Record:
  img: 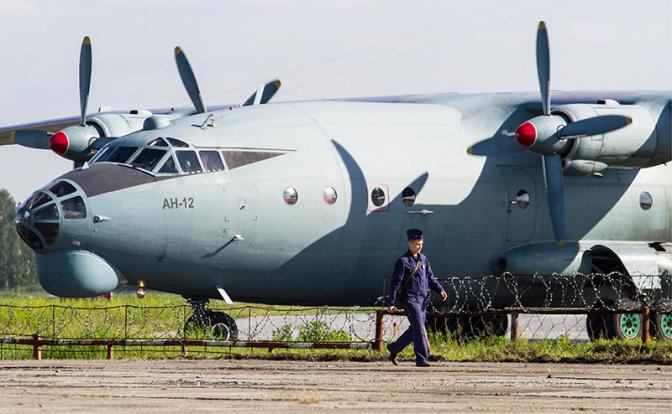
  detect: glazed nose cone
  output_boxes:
[15,181,89,252]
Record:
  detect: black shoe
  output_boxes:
[416,361,431,367]
[386,345,398,366]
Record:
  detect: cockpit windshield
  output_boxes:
[130,148,167,171]
[106,146,139,163]
[88,136,263,177]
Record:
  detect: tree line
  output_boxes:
[0,189,38,290]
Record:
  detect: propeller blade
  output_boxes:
[242,79,282,106]
[467,136,522,156]
[79,36,92,126]
[13,130,52,149]
[536,21,551,116]
[174,46,207,113]
[559,115,632,139]
[542,154,565,244]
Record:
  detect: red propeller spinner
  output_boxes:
[48,131,69,155]
[514,121,537,148]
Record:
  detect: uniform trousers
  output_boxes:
[388,295,430,365]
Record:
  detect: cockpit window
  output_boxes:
[157,155,178,174]
[47,181,76,198]
[24,192,51,210]
[199,151,225,172]
[131,148,167,171]
[34,223,59,244]
[148,137,169,147]
[90,146,111,163]
[33,203,59,220]
[176,151,202,173]
[17,225,43,250]
[106,146,139,164]
[166,137,189,148]
[61,196,87,219]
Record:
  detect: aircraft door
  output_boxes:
[223,183,259,271]
[503,168,538,242]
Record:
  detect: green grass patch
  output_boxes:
[1,336,670,363]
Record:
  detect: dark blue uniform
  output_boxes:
[387,250,444,365]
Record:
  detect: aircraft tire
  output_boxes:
[593,299,642,340]
[651,299,672,341]
[206,312,239,341]
[184,311,239,341]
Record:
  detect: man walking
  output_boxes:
[387,229,447,367]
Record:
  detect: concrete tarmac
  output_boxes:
[0,360,669,413]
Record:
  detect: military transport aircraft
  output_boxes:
[3,22,671,341]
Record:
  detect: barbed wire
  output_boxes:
[0,273,669,350]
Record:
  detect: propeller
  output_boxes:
[12,130,51,149]
[242,79,282,106]
[48,36,101,161]
[173,46,282,112]
[468,21,633,245]
[79,36,92,126]
[174,46,207,114]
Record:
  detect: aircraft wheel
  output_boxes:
[589,299,641,340]
[610,312,642,340]
[651,299,672,341]
[184,311,238,341]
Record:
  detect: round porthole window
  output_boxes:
[283,187,298,205]
[640,191,652,210]
[371,187,386,207]
[401,187,416,206]
[514,190,530,209]
[323,187,337,205]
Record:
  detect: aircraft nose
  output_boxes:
[15,180,89,252]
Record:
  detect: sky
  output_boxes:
[0,0,670,202]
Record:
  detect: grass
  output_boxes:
[0,292,670,363]
[2,337,670,364]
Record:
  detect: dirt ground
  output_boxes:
[0,359,669,413]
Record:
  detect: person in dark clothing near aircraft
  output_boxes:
[387,229,448,367]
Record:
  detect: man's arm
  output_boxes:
[426,260,448,301]
[387,259,405,308]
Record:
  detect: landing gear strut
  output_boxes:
[183,297,239,341]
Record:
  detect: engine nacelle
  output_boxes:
[49,125,100,162]
[87,111,154,137]
[49,111,156,163]
[555,103,668,170]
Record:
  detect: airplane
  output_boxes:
[3,22,671,342]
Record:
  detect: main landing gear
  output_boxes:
[586,298,672,341]
[183,297,239,341]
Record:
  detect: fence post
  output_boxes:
[642,306,650,343]
[32,334,41,361]
[107,343,114,360]
[375,310,384,352]
[510,313,520,341]
[181,343,188,358]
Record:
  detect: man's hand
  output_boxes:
[440,291,448,301]
[387,305,396,313]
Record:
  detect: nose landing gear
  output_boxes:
[184,297,239,341]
